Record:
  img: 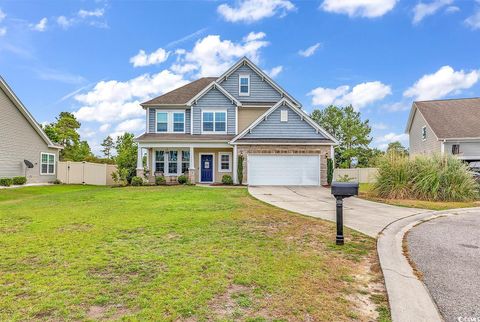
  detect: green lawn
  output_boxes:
[0,185,389,321]
[359,183,480,211]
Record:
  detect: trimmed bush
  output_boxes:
[12,176,27,185]
[177,175,188,185]
[131,176,144,186]
[222,175,233,185]
[0,178,13,187]
[237,154,244,185]
[155,176,166,185]
[374,152,479,202]
[53,179,62,185]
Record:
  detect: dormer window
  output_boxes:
[239,74,250,96]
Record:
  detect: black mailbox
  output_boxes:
[331,182,359,245]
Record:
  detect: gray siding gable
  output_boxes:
[242,105,326,139]
[219,64,282,103]
[192,87,236,135]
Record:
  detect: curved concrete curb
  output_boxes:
[377,207,480,322]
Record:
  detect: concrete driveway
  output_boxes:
[248,186,424,237]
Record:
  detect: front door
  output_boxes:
[201,154,213,182]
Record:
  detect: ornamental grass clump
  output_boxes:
[373,152,478,202]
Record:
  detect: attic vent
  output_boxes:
[281,110,288,122]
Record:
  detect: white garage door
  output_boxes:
[248,155,320,186]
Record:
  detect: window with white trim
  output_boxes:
[421,126,427,141]
[157,112,168,132]
[181,151,190,174]
[155,151,165,173]
[156,110,185,133]
[41,153,55,175]
[168,151,178,174]
[202,111,227,133]
[239,75,250,96]
[218,152,231,172]
[173,112,185,132]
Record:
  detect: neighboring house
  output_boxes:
[135,57,338,186]
[0,76,62,183]
[406,98,480,162]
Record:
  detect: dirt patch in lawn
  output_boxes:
[86,304,133,320]
[208,284,259,320]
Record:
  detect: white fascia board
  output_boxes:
[138,142,231,148]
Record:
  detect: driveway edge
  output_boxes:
[377,207,480,322]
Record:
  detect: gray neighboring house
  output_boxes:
[406,98,480,162]
[135,57,338,186]
[0,76,62,183]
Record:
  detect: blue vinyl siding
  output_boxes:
[219,65,282,103]
[242,106,326,139]
[192,87,236,135]
[148,108,190,133]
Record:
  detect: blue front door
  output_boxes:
[201,155,213,182]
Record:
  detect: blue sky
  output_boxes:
[1,0,480,153]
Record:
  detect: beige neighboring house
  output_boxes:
[0,76,62,183]
[406,98,480,162]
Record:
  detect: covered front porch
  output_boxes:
[136,142,236,184]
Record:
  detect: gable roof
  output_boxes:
[187,81,242,106]
[141,77,216,106]
[216,57,302,108]
[0,76,62,149]
[405,98,480,139]
[230,98,338,144]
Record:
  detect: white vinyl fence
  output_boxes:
[57,161,117,185]
[333,168,379,183]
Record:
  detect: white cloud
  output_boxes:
[267,66,283,78]
[115,118,144,132]
[174,32,269,77]
[374,132,409,150]
[321,0,397,18]
[382,101,411,112]
[99,124,111,132]
[403,65,480,100]
[0,9,6,22]
[78,9,104,18]
[73,70,187,123]
[130,48,170,67]
[308,81,392,109]
[412,0,453,24]
[298,43,321,57]
[57,16,73,29]
[31,17,48,32]
[465,10,480,30]
[445,6,460,13]
[0,27,6,37]
[218,0,295,23]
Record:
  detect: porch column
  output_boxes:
[233,145,238,184]
[136,146,144,178]
[188,146,195,183]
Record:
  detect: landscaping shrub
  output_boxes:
[131,176,144,186]
[327,158,334,185]
[237,154,244,185]
[0,178,13,187]
[177,175,188,184]
[374,152,479,202]
[155,176,166,185]
[222,175,233,185]
[12,176,27,185]
[53,179,62,185]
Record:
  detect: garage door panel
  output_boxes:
[248,155,320,186]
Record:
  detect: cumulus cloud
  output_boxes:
[130,48,170,67]
[412,0,453,24]
[115,118,145,133]
[218,0,295,23]
[267,66,283,78]
[321,0,397,18]
[298,43,321,57]
[308,81,392,109]
[374,132,409,150]
[403,65,480,100]
[73,70,187,123]
[57,8,106,29]
[31,17,48,32]
[173,32,269,77]
[465,9,480,30]
[99,124,111,132]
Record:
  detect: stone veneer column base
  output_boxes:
[188,169,196,184]
[136,168,144,178]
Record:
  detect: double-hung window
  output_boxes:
[181,151,190,174]
[156,111,185,133]
[202,111,227,133]
[239,75,250,96]
[40,153,55,175]
[218,152,231,172]
[173,112,184,132]
[157,112,168,132]
[155,151,165,173]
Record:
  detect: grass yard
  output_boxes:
[359,183,480,211]
[0,185,389,321]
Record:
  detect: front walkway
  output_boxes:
[248,186,423,237]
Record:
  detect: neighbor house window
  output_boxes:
[239,75,250,96]
[218,152,231,172]
[181,151,190,174]
[168,151,178,174]
[452,144,460,155]
[173,112,185,132]
[40,153,55,175]
[155,151,165,173]
[280,110,288,122]
[202,111,227,133]
[157,112,168,132]
[421,126,427,141]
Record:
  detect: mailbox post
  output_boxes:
[331,182,359,245]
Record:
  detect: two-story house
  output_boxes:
[406,98,480,162]
[135,57,338,185]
